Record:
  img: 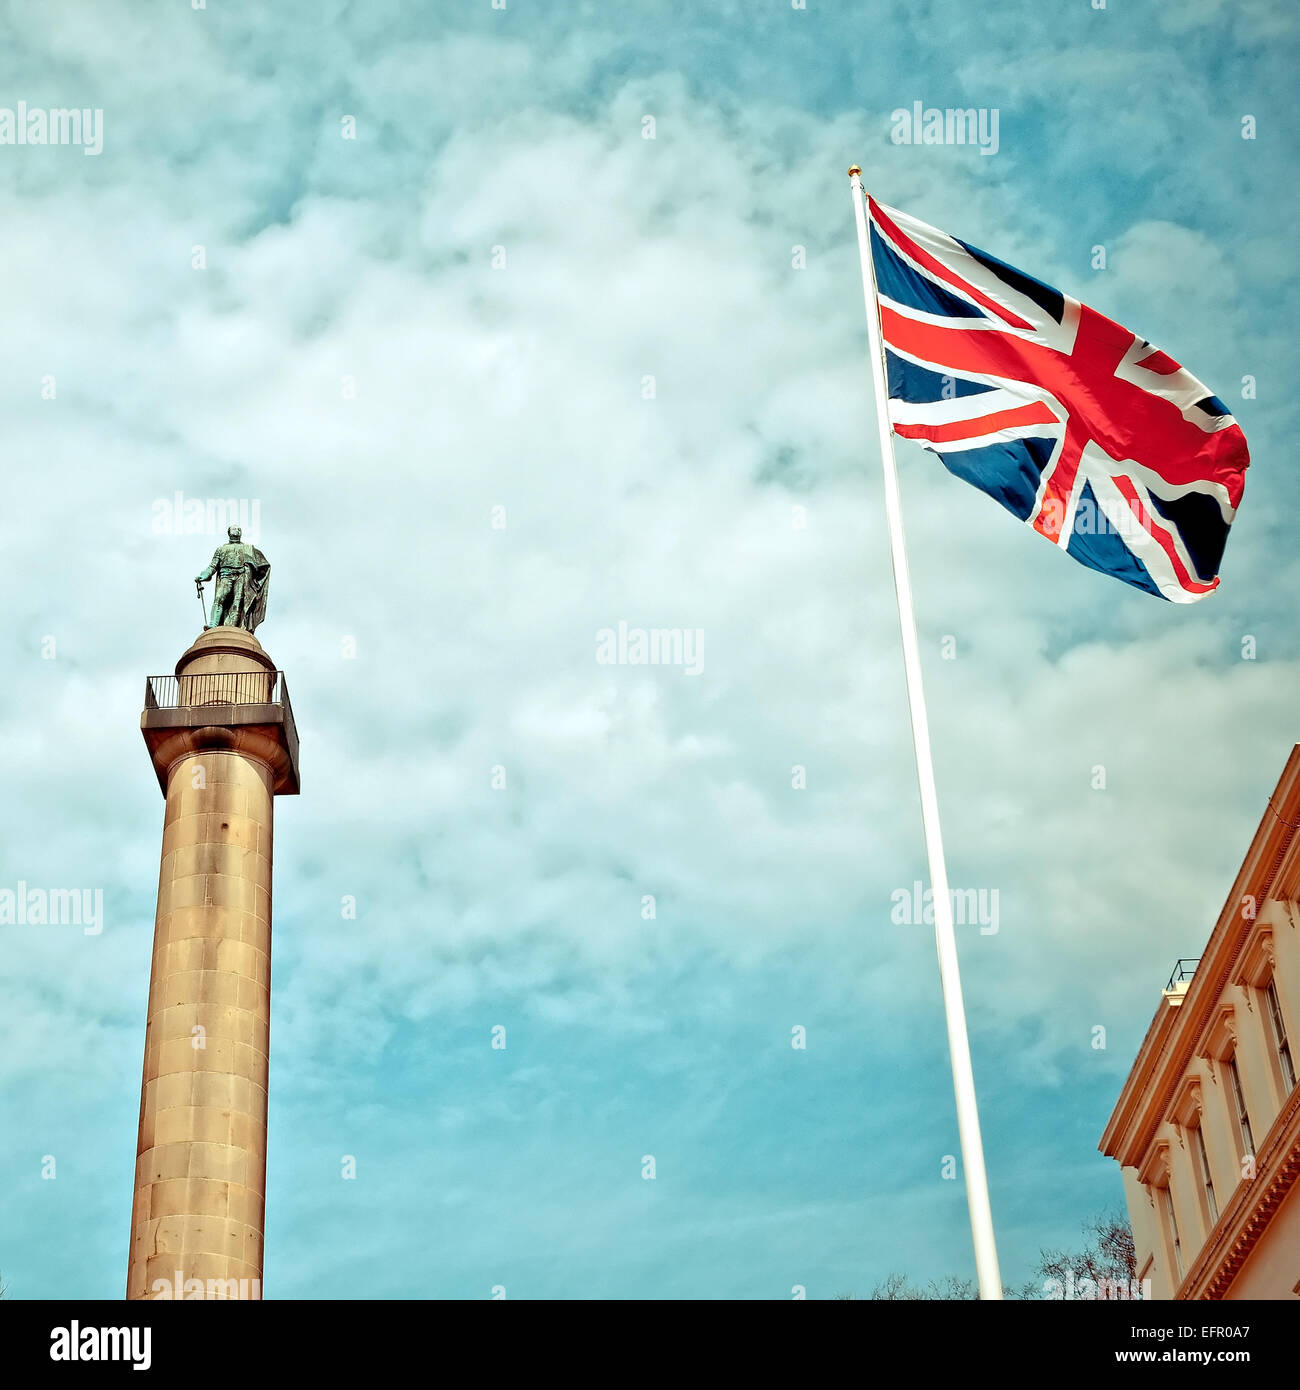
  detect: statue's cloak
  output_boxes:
[242,547,271,633]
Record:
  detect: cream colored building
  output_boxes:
[1100,746,1300,1300]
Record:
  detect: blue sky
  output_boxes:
[1,0,1297,1298]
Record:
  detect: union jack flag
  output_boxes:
[868,196,1250,601]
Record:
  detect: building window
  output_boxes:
[1265,979,1296,1093]
[1191,1122,1218,1224]
[1225,1053,1255,1158]
[1159,1184,1184,1281]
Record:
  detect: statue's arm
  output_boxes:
[195,553,219,583]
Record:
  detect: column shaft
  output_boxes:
[126,748,273,1300]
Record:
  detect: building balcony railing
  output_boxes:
[1165,957,1200,993]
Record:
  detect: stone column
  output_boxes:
[128,628,299,1300]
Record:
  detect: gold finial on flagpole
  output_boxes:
[847,165,862,177]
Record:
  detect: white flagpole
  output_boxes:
[846,166,1003,1300]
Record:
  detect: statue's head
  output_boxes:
[227,526,242,542]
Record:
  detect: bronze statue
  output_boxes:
[195,527,271,632]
